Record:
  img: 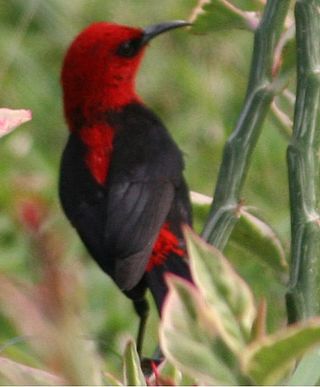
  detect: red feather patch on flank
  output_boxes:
[80,123,115,185]
[147,223,184,272]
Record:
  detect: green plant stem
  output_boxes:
[202,0,290,248]
[286,0,320,322]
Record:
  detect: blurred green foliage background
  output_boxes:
[0,0,290,378]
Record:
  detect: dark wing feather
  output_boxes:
[106,180,175,290]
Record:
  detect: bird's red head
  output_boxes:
[61,22,144,131]
[61,21,190,131]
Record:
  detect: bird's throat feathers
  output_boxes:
[64,80,142,132]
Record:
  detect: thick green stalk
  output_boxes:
[202,0,290,248]
[286,0,320,322]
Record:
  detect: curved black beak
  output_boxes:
[141,20,191,45]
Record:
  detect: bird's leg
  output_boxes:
[133,299,165,377]
[152,345,164,362]
[133,298,150,358]
[140,346,164,377]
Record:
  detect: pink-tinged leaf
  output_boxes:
[160,275,239,385]
[0,356,64,385]
[242,318,320,385]
[184,227,256,347]
[0,274,103,385]
[0,108,32,138]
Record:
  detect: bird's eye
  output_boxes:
[116,39,141,58]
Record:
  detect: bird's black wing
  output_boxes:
[103,176,175,291]
[102,104,185,290]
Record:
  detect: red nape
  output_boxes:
[147,223,184,272]
[80,123,115,185]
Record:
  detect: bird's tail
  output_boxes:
[146,250,192,313]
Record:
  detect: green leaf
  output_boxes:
[190,192,287,273]
[242,318,320,385]
[184,228,256,347]
[0,356,63,385]
[190,0,259,33]
[123,340,146,386]
[160,275,239,385]
[103,371,123,386]
[231,208,287,272]
[287,348,320,386]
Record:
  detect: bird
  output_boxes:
[59,20,192,358]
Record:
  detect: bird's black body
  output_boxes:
[60,21,192,358]
[59,103,192,311]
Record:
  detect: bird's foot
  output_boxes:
[140,355,163,378]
